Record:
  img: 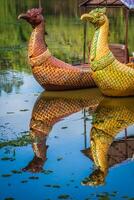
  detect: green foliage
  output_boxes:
[0,1,133,73]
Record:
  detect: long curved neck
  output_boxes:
[28,21,47,58]
[90,16,109,62]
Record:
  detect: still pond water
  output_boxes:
[0,1,134,200]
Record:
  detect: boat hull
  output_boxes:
[31,56,96,91]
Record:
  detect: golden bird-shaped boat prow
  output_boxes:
[81,8,134,97]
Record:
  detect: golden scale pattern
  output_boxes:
[81,97,134,186]
[29,89,103,170]
[30,90,103,135]
[87,9,134,96]
[93,60,134,96]
[90,97,134,172]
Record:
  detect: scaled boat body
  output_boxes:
[18,8,96,91]
[81,8,134,96]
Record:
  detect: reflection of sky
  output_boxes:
[0,69,43,144]
[0,93,37,141]
[0,70,43,141]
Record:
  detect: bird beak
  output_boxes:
[80,13,92,21]
[18,13,28,20]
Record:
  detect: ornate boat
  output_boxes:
[82,96,134,186]
[18,8,96,91]
[81,8,134,96]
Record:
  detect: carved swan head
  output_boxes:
[18,8,44,28]
[81,8,107,27]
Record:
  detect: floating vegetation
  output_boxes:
[21,180,28,184]
[20,109,29,112]
[44,184,51,187]
[29,176,39,180]
[58,194,70,199]
[61,126,68,129]
[34,93,39,96]
[52,185,61,188]
[70,179,74,182]
[44,199,51,200]
[95,192,118,200]
[1,156,15,162]
[20,131,29,134]
[41,169,53,175]
[2,174,12,178]
[1,157,12,161]
[54,136,59,139]
[6,112,14,114]
[11,170,22,174]
[44,184,60,188]
[57,157,63,161]
[0,134,31,149]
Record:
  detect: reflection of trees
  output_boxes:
[0,47,31,73]
[0,70,23,95]
[0,1,133,71]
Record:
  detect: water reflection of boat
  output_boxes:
[23,88,103,172]
[108,135,134,167]
[82,97,134,186]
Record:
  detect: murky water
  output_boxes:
[0,1,134,200]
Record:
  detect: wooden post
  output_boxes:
[83,109,87,148]
[83,6,87,64]
[125,7,129,63]
[125,128,128,158]
[39,0,42,8]
[125,128,127,139]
